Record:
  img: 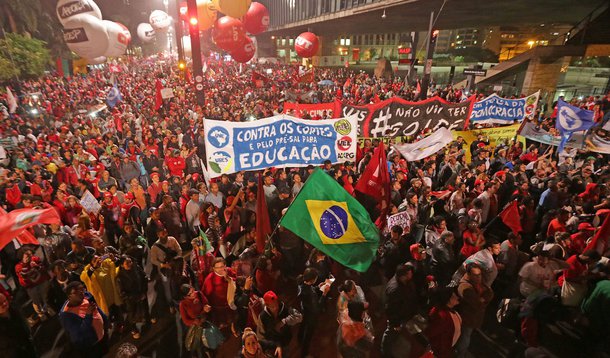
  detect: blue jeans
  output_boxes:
[455,326,474,358]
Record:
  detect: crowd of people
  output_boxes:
[0,55,609,358]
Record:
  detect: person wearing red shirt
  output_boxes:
[559,250,600,307]
[203,257,237,328]
[569,222,595,255]
[64,158,89,187]
[15,249,52,320]
[547,209,569,239]
[147,172,162,204]
[165,150,186,178]
[179,284,211,327]
[5,180,21,209]
[425,288,462,358]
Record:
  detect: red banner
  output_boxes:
[283,100,342,119]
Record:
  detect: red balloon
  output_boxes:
[230,36,255,63]
[212,16,246,52]
[295,32,319,58]
[243,2,269,35]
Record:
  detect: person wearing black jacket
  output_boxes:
[381,264,420,358]
[0,291,38,358]
[116,255,151,339]
[48,260,81,313]
[141,149,160,175]
[297,268,330,358]
[258,290,302,356]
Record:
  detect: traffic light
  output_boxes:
[178,60,186,70]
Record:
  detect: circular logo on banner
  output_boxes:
[525,104,534,116]
[208,151,231,174]
[337,136,352,151]
[320,205,349,239]
[196,83,203,91]
[558,106,582,131]
[195,75,203,82]
[207,126,229,148]
[334,119,352,135]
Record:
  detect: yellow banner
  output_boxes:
[452,124,525,161]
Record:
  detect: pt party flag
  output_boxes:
[499,200,522,234]
[556,99,595,153]
[0,208,60,250]
[393,127,453,162]
[280,168,379,272]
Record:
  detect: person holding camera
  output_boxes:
[59,281,109,358]
[15,248,52,323]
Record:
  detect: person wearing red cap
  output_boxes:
[570,222,596,255]
[258,290,302,356]
[119,192,141,229]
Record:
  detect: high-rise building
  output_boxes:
[483,24,571,61]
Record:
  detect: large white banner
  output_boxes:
[470,91,540,125]
[204,115,358,177]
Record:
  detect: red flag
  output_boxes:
[256,174,272,254]
[499,201,522,234]
[295,69,314,83]
[0,208,60,250]
[355,142,390,228]
[430,190,451,199]
[585,213,610,254]
[155,79,163,111]
[252,71,269,88]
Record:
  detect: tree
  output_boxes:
[0,33,50,81]
[0,0,41,34]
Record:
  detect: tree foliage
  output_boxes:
[0,32,50,81]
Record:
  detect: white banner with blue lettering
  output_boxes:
[204,115,358,177]
[470,91,540,125]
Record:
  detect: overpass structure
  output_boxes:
[259,0,605,36]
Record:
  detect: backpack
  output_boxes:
[496,298,522,331]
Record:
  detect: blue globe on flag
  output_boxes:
[319,205,349,239]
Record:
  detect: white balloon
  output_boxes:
[87,56,106,64]
[56,0,102,27]
[104,21,130,57]
[137,23,156,43]
[149,10,171,31]
[62,15,109,59]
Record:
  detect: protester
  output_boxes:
[0,291,38,357]
[58,281,109,357]
[1,56,609,358]
[455,263,494,358]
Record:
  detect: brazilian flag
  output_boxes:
[280,168,380,272]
